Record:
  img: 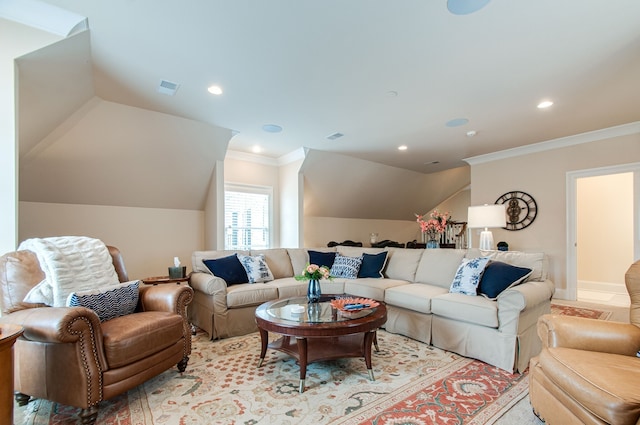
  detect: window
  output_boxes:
[224,184,272,250]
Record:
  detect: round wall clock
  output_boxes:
[495,191,537,231]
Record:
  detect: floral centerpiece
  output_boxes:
[295,264,332,302]
[415,209,450,248]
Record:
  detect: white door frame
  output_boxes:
[565,162,640,300]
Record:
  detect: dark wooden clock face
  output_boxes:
[495,191,537,231]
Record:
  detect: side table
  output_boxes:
[142,276,190,285]
[1,324,24,425]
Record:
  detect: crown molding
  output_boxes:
[225,147,306,167]
[464,121,640,166]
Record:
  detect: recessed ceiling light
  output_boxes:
[537,100,554,109]
[398,145,408,151]
[207,85,223,95]
[447,0,491,15]
[326,132,344,140]
[262,124,282,133]
[252,145,262,154]
[466,130,477,137]
[445,118,469,127]
[386,90,398,97]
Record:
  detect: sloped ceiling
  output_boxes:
[302,149,469,220]
[20,97,231,210]
[29,0,640,174]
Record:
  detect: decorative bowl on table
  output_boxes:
[330,297,379,312]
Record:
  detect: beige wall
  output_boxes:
[304,217,419,248]
[577,172,634,284]
[224,155,281,247]
[0,19,61,253]
[469,128,640,294]
[19,202,203,280]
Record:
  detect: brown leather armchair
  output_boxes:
[529,260,640,425]
[0,246,193,424]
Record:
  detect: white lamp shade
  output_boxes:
[467,204,506,229]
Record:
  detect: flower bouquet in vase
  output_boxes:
[295,264,332,303]
[415,209,450,248]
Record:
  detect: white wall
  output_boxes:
[19,202,203,280]
[468,125,640,294]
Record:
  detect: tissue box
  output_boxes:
[168,266,186,279]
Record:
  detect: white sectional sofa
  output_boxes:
[188,246,554,373]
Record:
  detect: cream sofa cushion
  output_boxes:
[466,249,548,282]
[383,248,424,281]
[225,283,278,308]
[344,278,408,301]
[414,249,466,288]
[251,248,293,279]
[431,292,499,328]
[384,283,449,314]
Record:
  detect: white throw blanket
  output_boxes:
[20,236,120,307]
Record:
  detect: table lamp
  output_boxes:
[467,204,506,250]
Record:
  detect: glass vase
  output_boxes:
[307,279,321,303]
[426,239,440,249]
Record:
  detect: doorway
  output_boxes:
[566,163,640,305]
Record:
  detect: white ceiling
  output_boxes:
[37,0,640,173]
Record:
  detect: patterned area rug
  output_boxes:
[14,303,611,425]
[550,302,612,320]
[16,331,527,425]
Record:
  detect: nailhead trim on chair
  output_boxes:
[177,289,194,362]
[67,316,103,407]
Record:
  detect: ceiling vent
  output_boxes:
[158,80,180,96]
[326,132,344,140]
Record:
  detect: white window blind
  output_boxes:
[224,184,271,250]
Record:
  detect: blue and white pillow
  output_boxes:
[67,280,140,322]
[237,254,274,283]
[449,257,491,296]
[330,253,363,279]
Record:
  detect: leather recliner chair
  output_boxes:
[0,246,193,424]
[529,260,640,424]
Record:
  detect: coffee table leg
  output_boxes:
[296,337,308,393]
[373,330,380,352]
[258,328,268,368]
[364,331,375,381]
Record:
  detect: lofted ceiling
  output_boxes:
[27,0,640,174]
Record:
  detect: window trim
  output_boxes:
[224,183,273,250]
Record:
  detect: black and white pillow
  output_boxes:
[237,254,274,283]
[330,253,363,279]
[67,280,140,322]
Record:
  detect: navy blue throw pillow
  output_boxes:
[477,261,532,299]
[308,250,336,269]
[203,254,249,285]
[358,252,388,278]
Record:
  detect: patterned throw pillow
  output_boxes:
[67,280,140,322]
[330,253,363,279]
[237,254,274,283]
[449,257,491,296]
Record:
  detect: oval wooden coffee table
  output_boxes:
[255,296,387,393]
